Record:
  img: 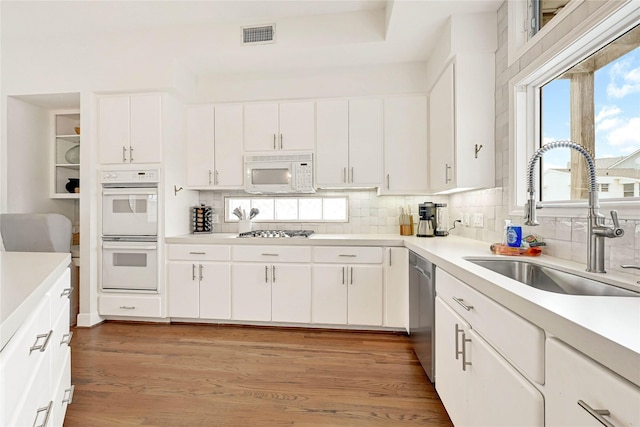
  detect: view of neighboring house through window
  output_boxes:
[540,23,640,201]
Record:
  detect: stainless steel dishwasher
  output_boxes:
[409,251,435,383]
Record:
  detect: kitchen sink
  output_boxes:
[464,257,640,297]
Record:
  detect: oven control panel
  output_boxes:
[101,169,159,184]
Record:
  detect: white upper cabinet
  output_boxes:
[380,95,428,195]
[98,94,162,164]
[429,53,495,193]
[243,101,314,152]
[185,104,243,189]
[316,98,383,188]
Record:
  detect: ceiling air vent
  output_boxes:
[242,24,275,45]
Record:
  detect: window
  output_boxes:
[540,23,640,202]
[599,183,609,193]
[529,0,572,39]
[225,196,348,222]
[623,183,635,197]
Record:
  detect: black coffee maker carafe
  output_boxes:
[417,202,436,237]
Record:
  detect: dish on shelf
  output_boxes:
[64,145,80,164]
[74,126,80,135]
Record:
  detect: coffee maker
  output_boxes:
[417,202,436,237]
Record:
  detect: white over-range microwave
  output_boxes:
[244,152,315,194]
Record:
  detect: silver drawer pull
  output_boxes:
[455,324,463,360]
[30,330,53,354]
[62,385,76,405]
[119,306,136,310]
[60,331,74,346]
[60,287,74,298]
[261,253,279,256]
[577,400,617,427]
[189,251,206,255]
[452,297,474,311]
[461,332,472,371]
[339,254,357,257]
[33,401,53,427]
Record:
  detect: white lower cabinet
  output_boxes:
[546,337,640,427]
[0,268,73,427]
[312,246,384,326]
[167,245,231,320]
[384,247,408,329]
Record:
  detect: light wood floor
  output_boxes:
[65,322,452,427]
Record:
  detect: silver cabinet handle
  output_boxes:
[445,163,452,183]
[208,170,213,185]
[261,253,280,256]
[339,254,357,257]
[63,385,76,405]
[386,173,390,190]
[273,134,277,150]
[122,145,127,162]
[350,267,354,285]
[265,265,269,283]
[455,324,463,360]
[60,287,74,298]
[199,264,203,281]
[343,167,347,183]
[189,251,206,255]
[33,401,53,427]
[272,265,276,283]
[280,134,283,149]
[192,264,197,281]
[452,297,474,311]
[461,332,472,371]
[215,170,219,185]
[342,267,345,285]
[389,248,392,266]
[119,306,135,310]
[60,331,74,346]
[30,330,53,354]
[129,146,134,162]
[577,400,617,427]
[350,167,354,183]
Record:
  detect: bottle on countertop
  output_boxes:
[506,222,523,248]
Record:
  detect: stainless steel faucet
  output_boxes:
[524,140,624,273]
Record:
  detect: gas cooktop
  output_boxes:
[238,230,315,238]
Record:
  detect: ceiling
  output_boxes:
[1,0,502,76]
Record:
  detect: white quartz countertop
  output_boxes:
[167,232,640,386]
[0,251,71,351]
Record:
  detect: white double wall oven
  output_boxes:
[101,169,159,292]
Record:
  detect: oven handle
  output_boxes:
[102,243,157,250]
[102,188,157,196]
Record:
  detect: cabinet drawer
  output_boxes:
[313,246,383,264]
[168,244,230,261]
[51,350,72,427]
[546,338,640,426]
[99,294,162,317]
[0,295,52,424]
[51,300,71,377]
[50,268,72,322]
[233,245,312,263]
[436,268,545,384]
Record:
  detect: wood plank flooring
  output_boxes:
[65,322,452,427]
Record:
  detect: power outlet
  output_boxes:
[473,213,484,228]
[463,213,470,226]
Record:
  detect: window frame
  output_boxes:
[509,0,640,220]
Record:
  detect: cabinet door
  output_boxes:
[214,104,244,187]
[243,103,279,151]
[315,99,349,187]
[347,265,383,326]
[435,297,470,427]
[271,264,311,323]
[428,63,455,192]
[167,262,199,318]
[186,105,215,187]
[349,98,383,186]
[231,264,271,321]
[278,101,315,151]
[312,265,348,324]
[468,329,544,427]
[384,247,408,329]
[382,95,428,194]
[98,96,130,164]
[199,262,231,320]
[546,338,640,427]
[129,94,162,163]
